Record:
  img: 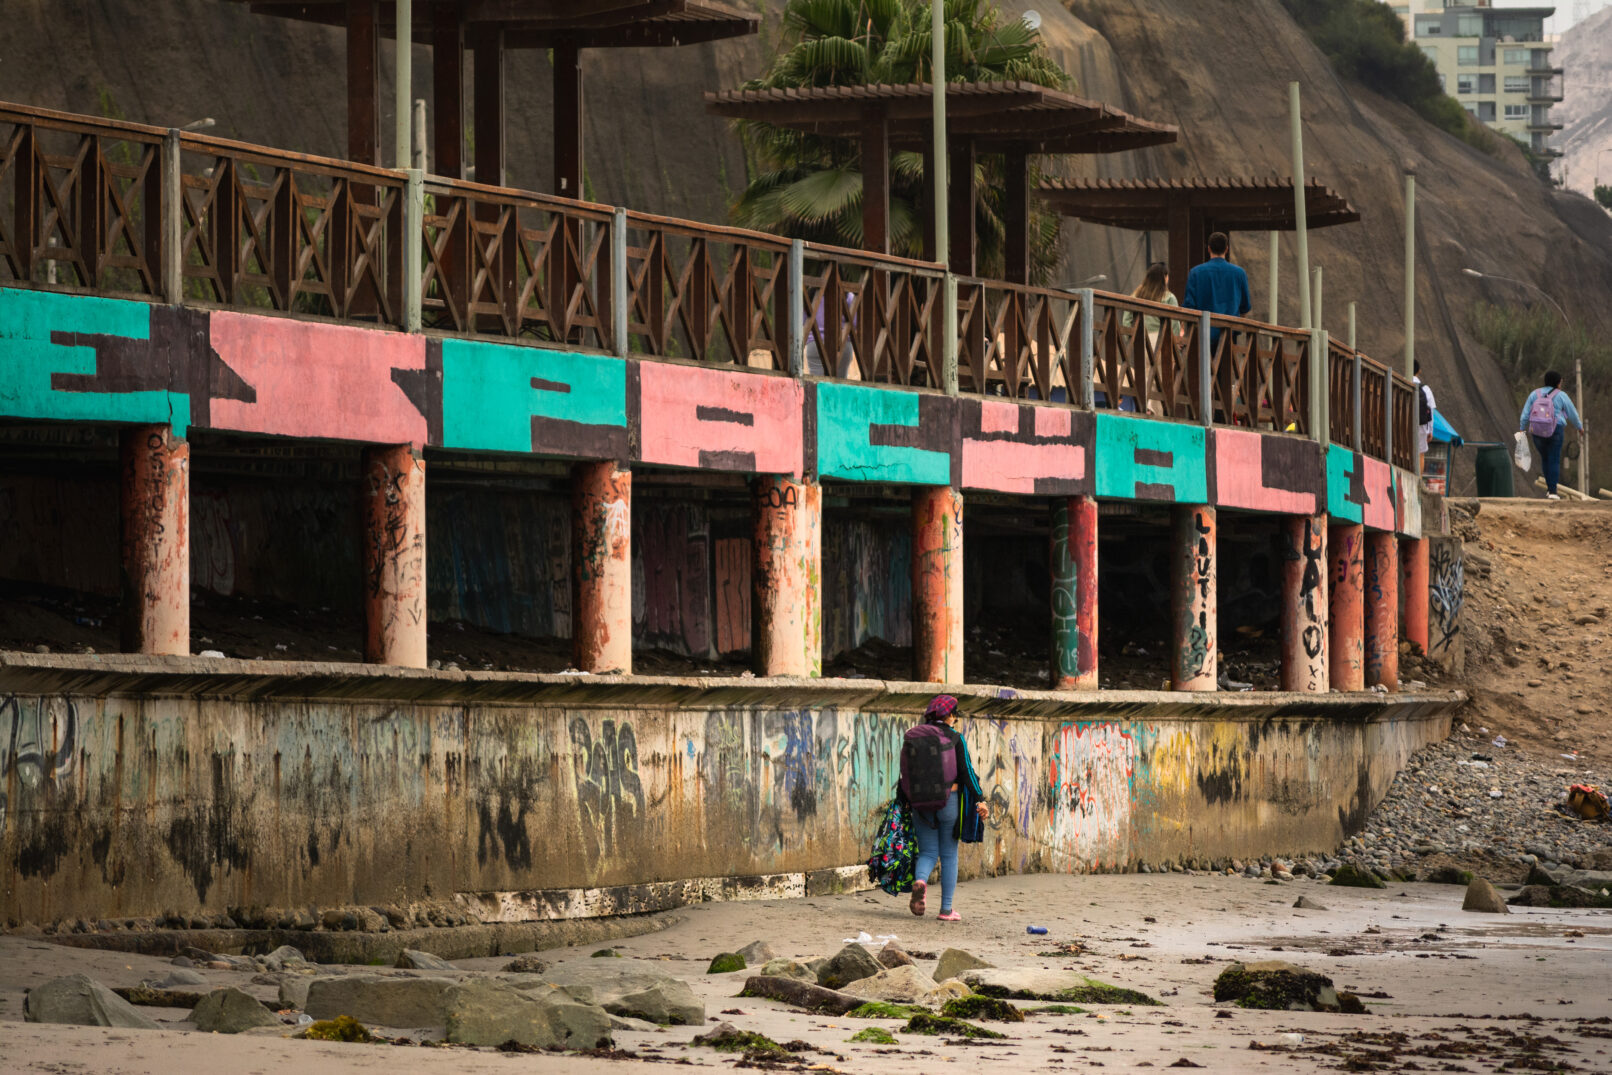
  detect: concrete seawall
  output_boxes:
[0,654,1460,927]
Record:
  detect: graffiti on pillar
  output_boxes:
[1050,501,1085,685]
[960,400,1091,495]
[633,502,713,657]
[815,383,955,485]
[637,362,803,475]
[0,695,77,837]
[1292,519,1327,682]
[569,717,644,857]
[1047,722,1136,870]
[1095,414,1208,502]
[1429,542,1464,655]
[365,453,425,635]
[1179,510,1215,682]
[1212,429,1321,514]
[440,340,627,458]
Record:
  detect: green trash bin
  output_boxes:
[1474,443,1514,497]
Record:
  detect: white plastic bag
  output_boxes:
[1513,430,1533,471]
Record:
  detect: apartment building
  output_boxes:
[1389,1,1565,158]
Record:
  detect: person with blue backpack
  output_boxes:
[899,695,988,922]
[1520,370,1585,499]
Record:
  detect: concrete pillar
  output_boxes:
[362,444,427,667]
[753,476,822,678]
[1401,536,1429,654]
[573,461,632,675]
[1328,522,1365,691]
[1279,513,1328,693]
[912,485,963,684]
[119,425,189,656]
[1051,495,1098,690]
[1170,505,1216,691]
[1365,531,1400,690]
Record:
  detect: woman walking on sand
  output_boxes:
[1520,370,1586,499]
[900,695,988,921]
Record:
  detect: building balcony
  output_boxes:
[1526,118,1564,131]
[1526,90,1564,103]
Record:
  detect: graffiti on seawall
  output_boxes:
[1429,542,1464,656]
[0,695,77,834]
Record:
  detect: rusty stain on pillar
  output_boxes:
[362,444,427,667]
[119,425,189,656]
[573,461,632,675]
[1279,514,1328,693]
[1364,531,1400,690]
[1051,495,1098,690]
[1171,505,1217,691]
[1328,522,1365,691]
[912,485,963,684]
[1401,536,1429,654]
[752,476,822,678]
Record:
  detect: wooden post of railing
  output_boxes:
[1351,350,1362,451]
[79,135,104,287]
[403,169,423,332]
[1384,370,1395,473]
[1310,328,1327,445]
[14,123,37,280]
[271,167,294,308]
[1198,310,1213,426]
[942,273,959,396]
[612,207,629,358]
[1078,288,1095,410]
[217,159,239,306]
[161,130,183,304]
[787,240,804,378]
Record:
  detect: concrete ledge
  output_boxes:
[0,651,1464,721]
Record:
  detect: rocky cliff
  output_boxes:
[1553,4,1612,202]
[5,0,1611,488]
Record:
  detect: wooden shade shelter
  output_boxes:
[229,0,758,194]
[705,81,1178,280]
[1037,176,1359,301]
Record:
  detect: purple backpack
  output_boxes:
[900,722,960,812]
[1527,389,1559,438]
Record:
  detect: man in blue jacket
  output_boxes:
[1183,232,1252,323]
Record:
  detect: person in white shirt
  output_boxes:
[1413,361,1435,473]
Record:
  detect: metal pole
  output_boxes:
[613,207,629,358]
[395,0,412,169]
[1404,169,1416,378]
[1312,264,1323,332]
[161,129,183,304]
[1310,329,1327,444]
[1290,82,1312,330]
[1351,349,1362,451]
[1198,310,1213,426]
[931,0,947,269]
[1268,230,1279,324]
[403,168,423,332]
[412,99,427,172]
[1578,355,1589,497]
[788,239,805,378]
[1078,288,1095,410]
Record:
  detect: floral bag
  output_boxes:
[866,795,917,896]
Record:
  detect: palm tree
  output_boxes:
[731,0,1069,282]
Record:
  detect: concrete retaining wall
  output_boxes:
[0,654,1459,927]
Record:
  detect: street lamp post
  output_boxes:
[1463,267,1586,495]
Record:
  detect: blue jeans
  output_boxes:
[913,792,960,912]
[1533,425,1565,493]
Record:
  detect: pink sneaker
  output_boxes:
[937,910,961,922]
[909,880,927,916]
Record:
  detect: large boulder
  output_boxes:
[190,987,281,1033]
[395,949,456,971]
[24,975,160,1029]
[303,975,455,1027]
[962,969,1159,1006]
[934,948,993,983]
[816,943,883,990]
[535,961,704,1026]
[262,946,307,972]
[444,980,612,1050]
[876,941,915,969]
[839,965,946,1005]
[758,959,815,981]
[1212,961,1346,1011]
[1461,878,1511,914]
[736,941,776,966]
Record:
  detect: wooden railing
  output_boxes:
[0,99,1421,469]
